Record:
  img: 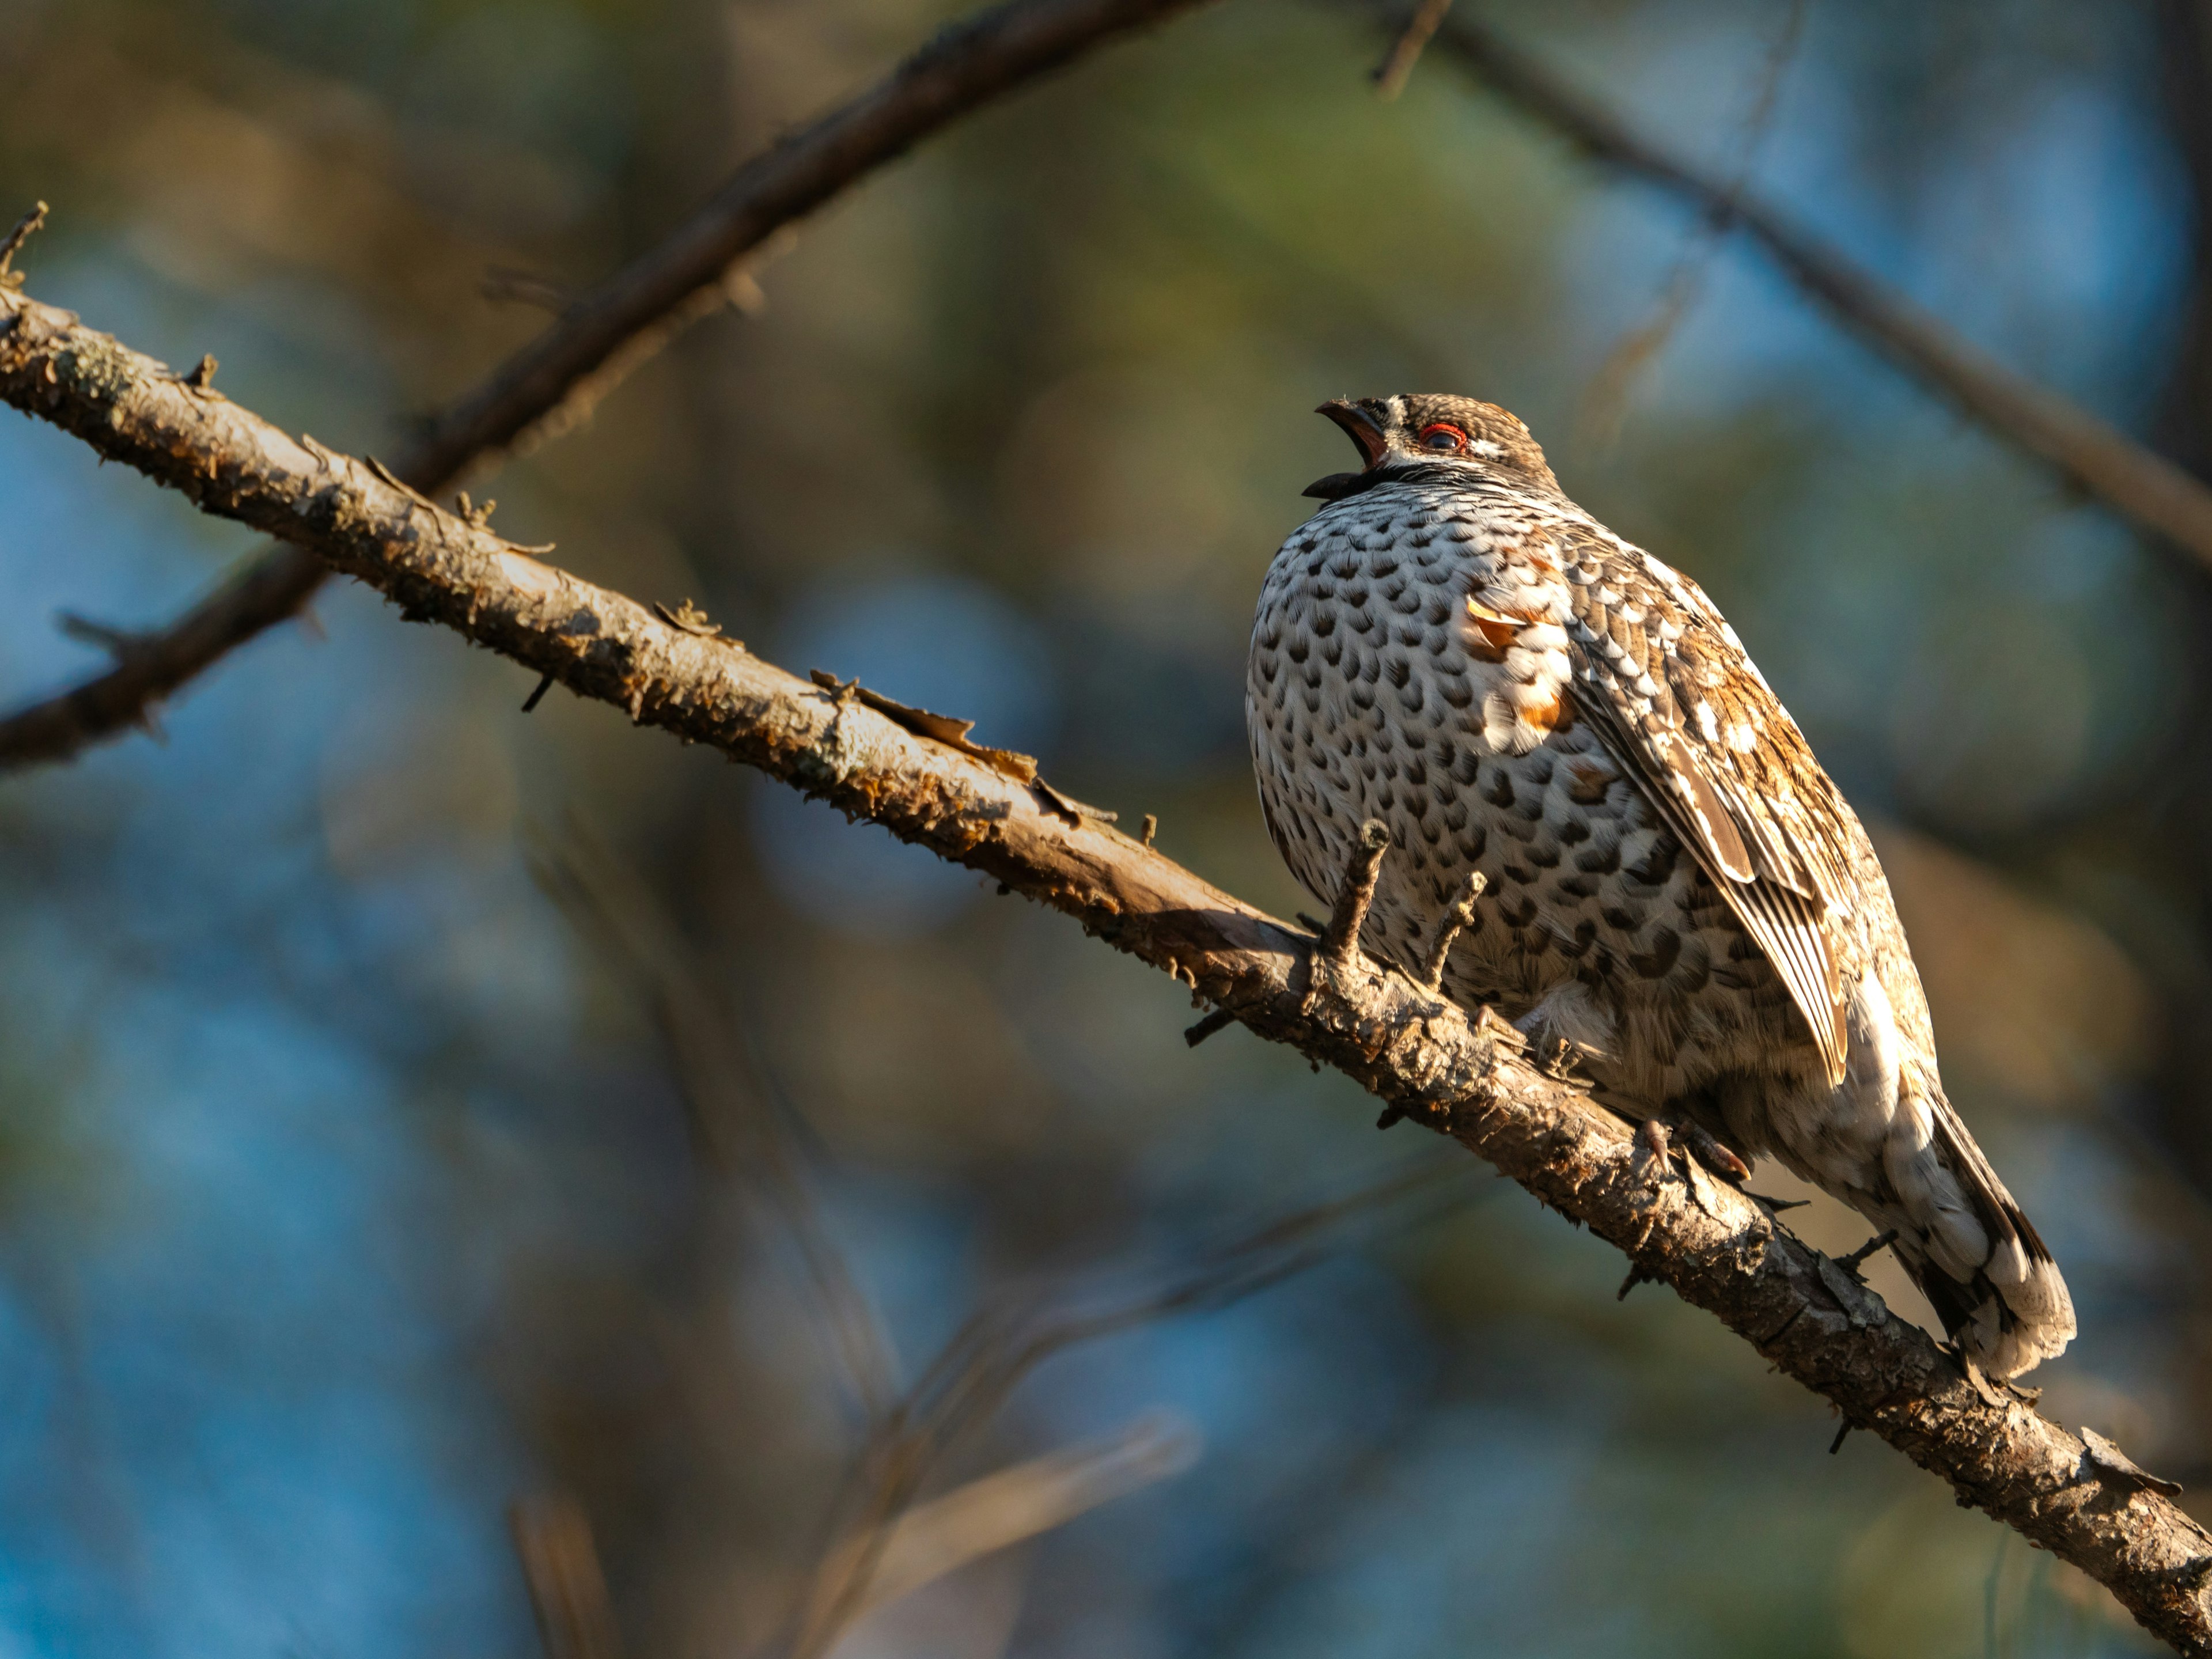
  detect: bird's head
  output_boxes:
[1304,393,1560,501]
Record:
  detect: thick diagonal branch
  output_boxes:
[5,287,2209,1655]
[1374,2,2212,572]
[0,0,1214,770]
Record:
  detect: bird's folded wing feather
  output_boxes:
[1561,535,1858,1084]
[1925,1089,2054,1271]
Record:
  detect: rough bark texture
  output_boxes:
[0,0,1214,769]
[5,286,2211,1654]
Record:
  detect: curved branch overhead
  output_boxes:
[3,286,2207,1655]
[0,0,1215,770]
[1381,1,2212,567]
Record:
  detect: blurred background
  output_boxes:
[0,0,2199,1653]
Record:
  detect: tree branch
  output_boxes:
[509,1494,626,1659]
[6,285,2210,1655]
[0,0,1215,771]
[1375,2,2212,571]
[824,1414,1198,1625]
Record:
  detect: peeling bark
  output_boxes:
[5,286,2211,1654]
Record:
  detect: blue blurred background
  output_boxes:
[0,0,2202,1653]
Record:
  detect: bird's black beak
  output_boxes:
[1305,399,1387,498]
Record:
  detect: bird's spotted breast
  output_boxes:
[1248,479,1791,1103]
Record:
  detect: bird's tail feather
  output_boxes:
[1892,1075,2074,1380]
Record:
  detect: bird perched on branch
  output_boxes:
[1247,393,2073,1379]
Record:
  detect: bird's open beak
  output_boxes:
[1304,399,1389,499]
[1317,399,1387,468]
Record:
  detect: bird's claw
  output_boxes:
[1676,1121,1752,1184]
[1637,1115,1751,1189]
[1537,1034,1588,1082]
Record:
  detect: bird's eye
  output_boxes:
[1418,423,1468,452]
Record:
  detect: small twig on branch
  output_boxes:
[1183,1006,1236,1046]
[1363,1,2212,575]
[55,611,147,662]
[0,200,46,285]
[0,0,1219,772]
[5,289,2212,1654]
[1834,1228,1900,1277]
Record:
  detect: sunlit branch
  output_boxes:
[0,0,1217,771]
[3,283,2208,1655]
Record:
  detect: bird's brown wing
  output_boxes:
[1560,532,1858,1085]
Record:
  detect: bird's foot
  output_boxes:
[1301,820,1391,1013]
[1675,1120,1752,1185]
[1508,994,1605,1083]
[1416,869,1487,995]
[1536,1034,1588,1082]
[1952,1350,2010,1409]
[1632,1119,1688,1192]
[1635,1113,1751,1186]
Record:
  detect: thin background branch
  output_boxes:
[774,1162,1468,1659]
[0,0,1218,771]
[1370,0,1454,98]
[510,1495,627,1659]
[1574,0,1808,449]
[1354,0,2212,571]
[538,825,1456,1659]
[536,825,901,1426]
[826,1414,1200,1624]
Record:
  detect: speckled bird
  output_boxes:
[1248,393,2073,1378]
